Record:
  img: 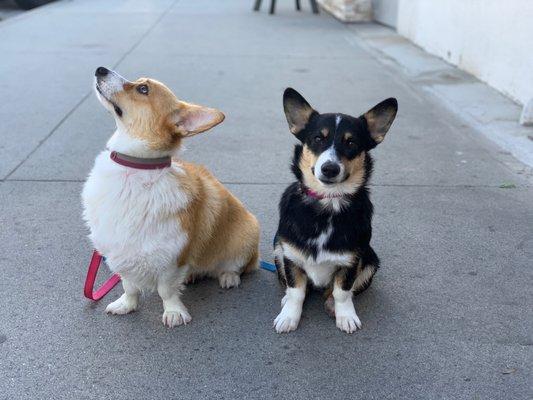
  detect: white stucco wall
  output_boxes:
[372,0,397,27]
[396,0,533,106]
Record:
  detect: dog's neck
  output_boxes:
[107,127,176,159]
[303,185,347,200]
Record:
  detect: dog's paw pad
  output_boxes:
[335,314,362,334]
[218,272,240,289]
[162,310,192,328]
[105,296,137,315]
[273,312,299,333]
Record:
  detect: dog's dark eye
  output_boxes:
[137,85,149,95]
[346,139,355,147]
[314,136,324,143]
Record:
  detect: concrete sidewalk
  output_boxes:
[0,0,531,399]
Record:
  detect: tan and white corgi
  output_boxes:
[82,67,259,327]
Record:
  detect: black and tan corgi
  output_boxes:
[273,88,398,333]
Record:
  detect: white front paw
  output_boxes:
[335,311,362,333]
[105,294,138,315]
[162,309,192,328]
[273,306,301,333]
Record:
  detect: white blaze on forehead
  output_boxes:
[335,114,342,131]
[315,144,338,171]
[312,115,347,183]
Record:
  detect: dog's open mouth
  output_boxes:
[95,82,123,117]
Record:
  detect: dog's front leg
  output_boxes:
[274,258,307,333]
[105,278,140,315]
[332,265,362,333]
[158,265,191,328]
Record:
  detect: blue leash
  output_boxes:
[259,235,277,272]
[260,260,276,272]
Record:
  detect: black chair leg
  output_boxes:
[296,0,301,11]
[269,0,276,14]
[253,0,261,11]
[310,0,319,13]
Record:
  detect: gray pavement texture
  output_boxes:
[0,0,532,399]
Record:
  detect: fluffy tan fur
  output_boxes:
[174,162,259,274]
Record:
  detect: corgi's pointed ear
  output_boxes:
[361,98,398,144]
[172,102,225,137]
[283,88,317,136]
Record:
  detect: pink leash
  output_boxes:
[84,250,121,301]
[83,250,276,301]
[84,152,168,301]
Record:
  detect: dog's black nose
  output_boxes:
[95,67,109,77]
[321,162,341,179]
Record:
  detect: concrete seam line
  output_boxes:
[2,0,179,181]
[3,179,86,183]
[2,91,92,181]
[112,0,180,70]
[1,179,530,189]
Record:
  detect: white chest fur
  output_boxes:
[82,151,190,288]
[282,240,353,288]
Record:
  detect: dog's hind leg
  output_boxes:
[184,270,207,285]
[352,246,379,296]
[217,258,245,289]
[273,241,286,285]
[217,247,259,289]
[324,293,335,317]
[105,278,140,315]
[242,247,259,274]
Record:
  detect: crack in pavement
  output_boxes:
[0,178,529,189]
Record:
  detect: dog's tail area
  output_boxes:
[241,215,260,274]
[242,247,259,274]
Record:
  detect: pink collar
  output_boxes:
[110,151,172,170]
[303,186,347,200]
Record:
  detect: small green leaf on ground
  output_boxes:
[499,182,516,189]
